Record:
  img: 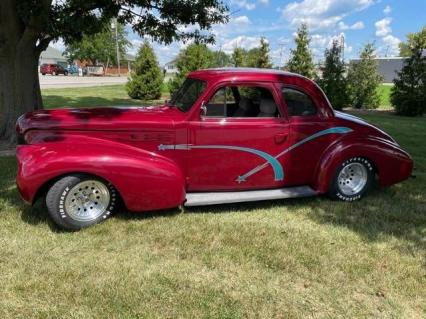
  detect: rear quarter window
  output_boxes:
[282,87,317,117]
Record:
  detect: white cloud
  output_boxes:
[338,21,365,30]
[375,17,392,37]
[232,15,252,26]
[222,36,262,53]
[258,0,269,5]
[382,34,401,56]
[231,0,256,10]
[383,5,391,15]
[282,0,375,31]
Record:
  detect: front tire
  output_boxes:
[329,157,375,201]
[46,174,117,230]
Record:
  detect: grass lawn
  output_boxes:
[378,85,392,109]
[1,87,425,317]
[42,84,169,109]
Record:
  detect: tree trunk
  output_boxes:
[0,0,45,145]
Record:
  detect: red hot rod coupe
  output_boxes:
[16,68,413,230]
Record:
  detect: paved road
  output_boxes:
[40,74,127,89]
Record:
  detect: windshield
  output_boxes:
[169,78,206,112]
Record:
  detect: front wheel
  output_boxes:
[46,174,117,230]
[329,157,375,201]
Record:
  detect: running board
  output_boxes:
[184,186,317,207]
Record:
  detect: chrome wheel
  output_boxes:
[64,180,110,222]
[337,162,368,196]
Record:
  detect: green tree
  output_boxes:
[232,47,246,67]
[126,41,163,100]
[391,37,426,116]
[0,1,228,143]
[65,23,130,66]
[169,44,214,95]
[347,43,382,109]
[399,25,426,57]
[212,50,231,67]
[251,37,272,68]
[317,40,348,110]
[286,23,315,78]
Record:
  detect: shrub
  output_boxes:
[126,41,163,100]
[391,35,426,116]
[347,43,382,109]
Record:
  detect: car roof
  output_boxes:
[189,67,311,82]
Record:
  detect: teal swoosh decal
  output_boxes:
[158,126,352,183]
[239,126,353,181]
[191,145,284,182]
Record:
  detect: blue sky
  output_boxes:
[51,1,425,66]
[126,0,425,66]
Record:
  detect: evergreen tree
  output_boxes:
[212,50,231,67]
[391,36,426,116]
[317,40,349,110]
[347,43,382,109]
[232,47,246,67]
[399,25,426,57]
[126,41,163,100]
[286,23,315,78]
[169,44,214,95]
[256,37,273,68]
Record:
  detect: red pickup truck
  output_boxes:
[16,68,413,230]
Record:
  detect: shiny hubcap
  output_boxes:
[64,180,110,222]
[337,163,368,196]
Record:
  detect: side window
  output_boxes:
[205,85,280,118]
[282,87,317,117]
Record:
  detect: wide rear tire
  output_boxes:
[329,157,375,201]
[46,174,117,230]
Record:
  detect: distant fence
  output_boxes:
[104,67,130,76]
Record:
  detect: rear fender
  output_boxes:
[16,135,185,211]
[314,136,413,193]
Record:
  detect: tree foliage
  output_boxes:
[286,24,315,78]
[391,36,426,116]
[399,25,426,57]
[64,22,130,66]
[317,40,348,110]
[232,47,246,67]
[169,44,214,95]
[212,50,231,67]
[250,37,272,68]
[126,41,163,100]
[231,38,272,68]
[347,43,382,109]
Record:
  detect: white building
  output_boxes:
[39,46,68,67]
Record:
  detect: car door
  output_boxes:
[186,82,291,192]
[280,85,340,187]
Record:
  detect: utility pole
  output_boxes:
[278,41,285,69]
[111,18,121,77]
[340,34,345,62]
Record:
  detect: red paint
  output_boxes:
[16,69,413,211]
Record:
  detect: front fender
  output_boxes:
[16,135,185,211]
[314,136,413,193]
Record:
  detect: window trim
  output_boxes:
[281,85,319,118]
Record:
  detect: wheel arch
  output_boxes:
[16,138,187,212]
[313,137,412,193]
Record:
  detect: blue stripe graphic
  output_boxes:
[158,126,352,183]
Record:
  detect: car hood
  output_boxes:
[17,105,185,134]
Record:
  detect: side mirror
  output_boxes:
[200,101,207,117]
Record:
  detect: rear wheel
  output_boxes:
[64,71,68,76]
[46,174,117,230]
[329,157,374,201]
